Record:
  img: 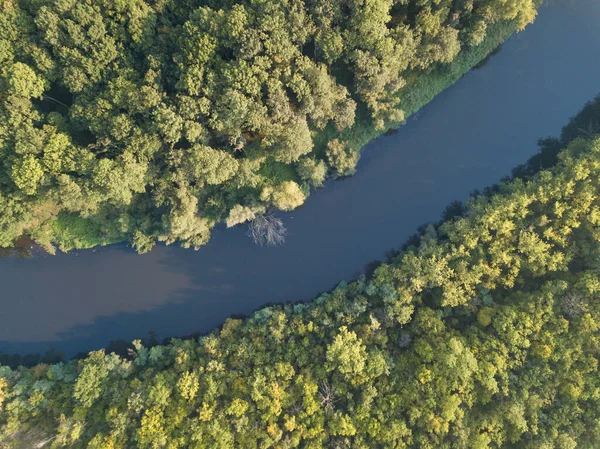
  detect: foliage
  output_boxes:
[326,139,360,178]
[3,109,600,448]
[226,204,258,228]
[296,157,327,188]
[0,0,540,251]
[261,181,306,211]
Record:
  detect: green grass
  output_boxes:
[257,159,297,184]
[51,213,125,252]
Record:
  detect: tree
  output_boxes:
[181,145,239,186]
[73,352,111,408]
[90,152,147,206]
[261,181,306,211]
[11,155,45,195]
[326,326,368,384]
[153,106,184,144]
[177,371,200,401]
[0,0,543,252]
[326,139,359,178]
[6,63,45,99]
[226,204,256,228]
[271,116,314,164]
[0,194,31,247]
[296,157,327,187]
[159,188,212,249]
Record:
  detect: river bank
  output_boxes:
[1,0,598,358]
[6,91,599,368]
[6,91,600,449]
[48,21,518,252]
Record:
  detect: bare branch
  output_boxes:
[318,380,337,413]
[561,292,588,318]
[247,214,287,247]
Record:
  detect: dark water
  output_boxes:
[2,0,599,357]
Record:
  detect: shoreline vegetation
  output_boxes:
[1,20,513,258]
[42,20,519,251]
[2,96,599,448]
[0,0,538,254]
[4,92,599,368]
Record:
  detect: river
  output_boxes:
[1,0,599,357]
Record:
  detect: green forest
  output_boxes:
[0,0,538,252]
[2,98,600,447]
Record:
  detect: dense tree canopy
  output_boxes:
[0,0,539,252]
[2,101,600,449]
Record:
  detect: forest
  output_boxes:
[0,0,539,252]
[2,98,600,448]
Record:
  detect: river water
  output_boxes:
[1,0,599,357]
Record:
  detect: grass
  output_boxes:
[51,213,124,252]
[257,160,297,184]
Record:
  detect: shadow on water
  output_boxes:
[1,0,600,361]
[0,236,35,259]
[5,93,600,368]
[473,44,503,70]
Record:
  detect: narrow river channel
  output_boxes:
[1,0,599,357]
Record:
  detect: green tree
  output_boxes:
[226,204,256,228]
[181,145,239,186]
[326,326,368,384]
[6,62,45,98]
[326,139,359,178]
[11,155,44,195]
[296,157,327,187]
[0,0,543,253]
[261,181,306,211]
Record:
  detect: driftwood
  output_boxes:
[247,215,287,247]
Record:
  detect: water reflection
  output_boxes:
[0,245,191,344]
[0,236,35,259]
[1,0,599,357]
